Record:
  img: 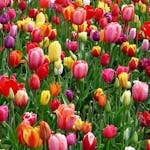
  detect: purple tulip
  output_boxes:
[0,13,9,24]
[90,30,100,41]
[65,89,74,102]
[105,13,112,23]
[4,35,15,49]
[116,33,128,45]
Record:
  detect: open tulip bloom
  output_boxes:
[0,0,149,149]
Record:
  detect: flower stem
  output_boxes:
[10,100,15,129]
[106,140,110,150]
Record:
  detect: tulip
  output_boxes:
[54,64,63,75]
[122,4,134,23]
[94,8,104,22]
[118,72,129,89]
[22,112,37,126]
[99,17,108,29]
[36,12,46,27]
[49,99,61,111]
[19,0,27,11]
[49,28,57,40]
[9,24,18,37]
[66,133,76,146]
[98,94,107,108]
[121,90,131,106]
[93,88,104,101]
[72,60,88,80]
[7,8,16,20]
[128,57,139,70]
[65,39,78,53]
[64,57,74,69]
[48,41,61,62]
[39,121,51,141]
[146,140,150,150]
[8,50,22,67]
[31,28,43,43]
[82,132,97,150]
[40,90,51,105]
[0,105,8,122]
[141,39,149,51]
[127,44,136,57]
[48,133,68,150]
[4,35,15,49]
[39,0,50,8]
[90,30,100,41]
[92,46,101,57]
[28,47,44,70]
[129,28,136,40]
[132,81,148,102]
[146,66,150,77]
[14,90,28,107]
[40,23,52,37]
[26,42,38,54]
[50,82,61,97]
[29,74,40,90]
[125,146,135,150]
[73,117,84,131]
[28,8,38,18]
[104,22,122,43]
[116,65,129,77]
[103,124,117,139]
[25,21,35,33]
[100,53,110,66]
[139,58,150,70]
[0,1,6,10]
[78,32,88,41]
[0,13,9,24]
[102,68,115,83]
[65,89,74,102]
[121,42,130,54]
[82,122,92,134]
[71,8,86,25]
[36,63,49,80]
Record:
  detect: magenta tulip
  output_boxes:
[102,68,115,83]
[0,105,8,122]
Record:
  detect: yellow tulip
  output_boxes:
[64,57,74,69]
[118,72,128,88]
[40,90,51,105]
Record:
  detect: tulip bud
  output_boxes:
[65,89,74,102]
[82,132,97,150]
[91,46,101,57]
[4,35,15,49]
[141,39,149,51]
[64,57,74,69]
[100,53,110,66]
[19,0,27,11]
[131,131,138,144]
[93,88,104,101]
[114,78,120,88]
[66,133,76,146]
[121,90,131,106]
[14,90,28,107]
[50,83,61,97]
[105,101,111,113]
[49,99,61,111]
[54,64,63,75]
[29,74,40,90]
[40,90,51,105]
[0,105,8,122]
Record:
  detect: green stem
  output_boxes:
[106,140,110,150]
[10,100,15,129]
[44,141,47,150]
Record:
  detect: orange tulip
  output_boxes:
[63,5,75,21]
[50,82,61,97]
[93,88,104,101]
[82,122,92,134]
[98,94,106,108]
[8,50,22,67]
[40,23,52,37]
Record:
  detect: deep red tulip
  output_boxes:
[29,74,40,90]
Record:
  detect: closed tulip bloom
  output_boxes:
[90,30,100,41]
[71,8,86,25]
[31,28,43,43]
[121,90,131,106]
[82,122,92,134]
[40,90,51,105]
[0,105,8,122]
[54,64,64,75]
[26,42,38,54]
[48,41,61,62]
[0,13,9,24]
[39,121,51,141]
[65,39,78,53]
[82,132,97,150]
[141,39,149,51]
[49,99,61,111]
[7,8,16,20]
[92,46,101,57]
[36,12,46,27]
[28,8,38,18]
[127,44,136,57]
[48,133,68,150]
[104,22,122,43]
[103,124,117,139]
[4,35,15,49]
[93,88,104,101]
[8,50,22,67]
[22,112,37,126]
[72,60,88,80]
[40,23,52,37]
[100,53,110,66]
[122,4,134,23]
[118,72,129,88]
[28,47,44,70]
[14,90,28,107]
[65,89,74,102]
[128,57,139,70]
[116,65,129,77]
[19,0,27,11]
[129,28,136,40]
[50,82,61,97]
[29,74,40,90]
[25,21,35,33]
[102,68,115,83]
[132,81,148,102]
[66,133,76,146]
[64,57,74,69]
[9,25,18,37]
[39,0,50,8]
[98,94,107,108]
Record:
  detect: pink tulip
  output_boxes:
[72,60,88,80]
[132,81,148,102]
[129,28,136,40]
[48,133,68,150]
[9,25,18,37]
[66,133,76,146]
[7,8,16,20]
[102,68,115,83]
[141,39,149,51]
[28,47,44,70]
[104,22,122,43]
[65,39,78,53]
[14,90,28,107]
[122,5,134,23]
[82,132,97,150]
[116,65,129,77]
[103,124,117,139]
[0,105,8,122]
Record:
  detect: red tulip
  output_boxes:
[28,8,38,19]
[28,47,44,70]
[121,4,134,23]
[146,140,150,150]
[26,42,38,54]
[31,28,43,43]
[82,132,97,150]
[103,124,117,139]
[7,8,16,20]
[141,21,150,39]
[138,111,150,127]
[94,8,104,22]
[72,60,88,80]
[48,133,68,150]
[132,81,148,102]
[18,0,27,11]
[49,99,61,112]
[14,90,28,107]
[22,112,37,126]
[0,105,8,122]
[39,0,50,8]
[71,8,86,25]
[29,74,40,90]
[146,66,150,77]
[100,53,110,66]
